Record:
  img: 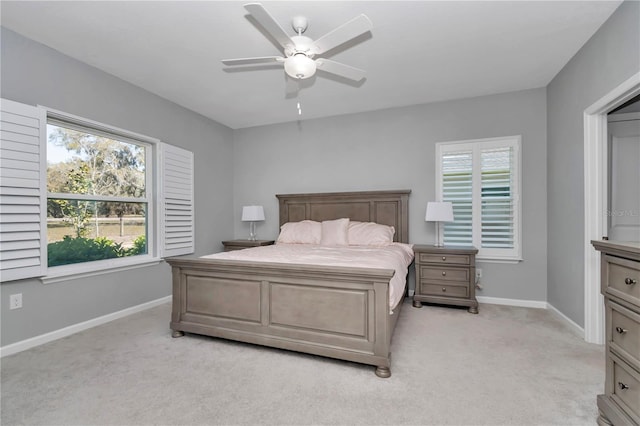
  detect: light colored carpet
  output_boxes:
[1,300,604,425]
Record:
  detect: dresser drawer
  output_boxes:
[609,301,640,371]
[610,353,640,423]
[419,253,471,266]
[420,283,468,298]
[420,266,470,283]
[606,255,640,307]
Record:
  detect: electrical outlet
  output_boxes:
[10,293,22,310]
[476,268,482,279]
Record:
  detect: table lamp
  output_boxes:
[241,205,265,241]
[425,201,454,247]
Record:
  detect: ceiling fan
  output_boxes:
[222,3,372,82]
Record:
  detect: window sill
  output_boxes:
[40,256,162,284]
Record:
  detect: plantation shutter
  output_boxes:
[442,151,473,245]
[437,136,521,261]
[481,147,515,248]
[159,143,194,257]
[0,98,47,282]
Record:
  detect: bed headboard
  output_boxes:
[276,190,411,243]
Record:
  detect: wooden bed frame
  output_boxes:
[167,190,411,378]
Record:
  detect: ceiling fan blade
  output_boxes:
[222,56,284,66]
[315,59,366,81]
[312,14,372,55]
[244,3,294,51]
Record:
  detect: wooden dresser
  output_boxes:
[412,245,479,314]
[592,240,640,426]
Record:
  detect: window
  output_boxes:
[46,120,149,268]
[436,136,522,262]
[0,99,194,282]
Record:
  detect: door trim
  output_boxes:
[583,71,640,344]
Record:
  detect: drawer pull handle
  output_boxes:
[615,326,627,334]
[624,278,637,285]
[442,256,446,261]
[618,382,629,391]
[442,271,446,276]
[442,287,447,292]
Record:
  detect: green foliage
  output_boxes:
[47,235,145,267]
[47,164,95,237]
[47,126,145,200]
[129,235,147,256]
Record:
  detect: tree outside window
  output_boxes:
[46,123,148,267]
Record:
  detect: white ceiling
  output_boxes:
[1,1,622,129]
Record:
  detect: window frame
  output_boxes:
[42,107,160,282]
[435,135,522,263]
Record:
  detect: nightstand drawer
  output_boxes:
[610,353,640,422]
[609,301,640,370]
[606,255,640,307]
[419,253,471,266]
[420,266,470,283]
[420,283,468,298]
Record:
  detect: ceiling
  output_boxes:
[1,1,622,129]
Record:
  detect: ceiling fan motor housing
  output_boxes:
[284,35,316,57]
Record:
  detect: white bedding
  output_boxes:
[202,242,415,311]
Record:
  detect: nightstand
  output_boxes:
[412,245,479,314]
[222,239,275,252]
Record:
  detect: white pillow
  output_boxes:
[277,220,321,244]
[320,218,350,246]
[348,221,395,246]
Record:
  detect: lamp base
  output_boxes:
[433,221,445,247]
[248,222,257,241]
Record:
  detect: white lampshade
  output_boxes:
[425,202,454,222]
[284,54,316,79]
[241,205,265,222]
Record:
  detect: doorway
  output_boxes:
[583,72,640,344]
[607,110,640,241]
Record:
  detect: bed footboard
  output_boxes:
[167,257,398,377]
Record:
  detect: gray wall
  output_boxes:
[547,0,640,326]
[233,88,548,302]
[5,0,636,347]
[0,28,235,346]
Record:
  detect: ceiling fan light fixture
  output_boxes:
[284,54,316,79]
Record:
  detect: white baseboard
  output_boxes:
[546,302,585,338]
[477,295,547,309]
[0,295,171,358]
[476,296,585,338]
